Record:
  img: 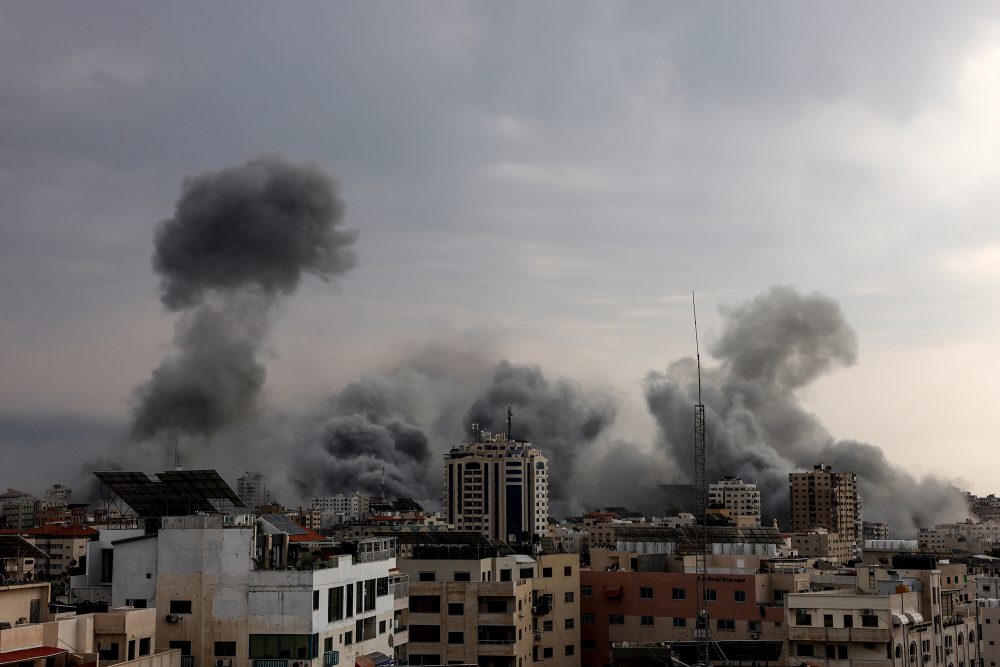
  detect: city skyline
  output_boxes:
[4,4,1000,511]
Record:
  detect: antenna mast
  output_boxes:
[693,292,709,667]
[506,406,513,441]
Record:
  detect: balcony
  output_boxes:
[325,651,340,666]
[786,626,891,643]
[477,640,518,656]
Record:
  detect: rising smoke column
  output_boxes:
[131,155,357,446]
[645,286,968,535]
[465,360,619,501]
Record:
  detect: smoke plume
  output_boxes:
[465,361,619,499]
[645,286,968,536]
[131,155,356,444]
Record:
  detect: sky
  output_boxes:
[3,3,1000,509]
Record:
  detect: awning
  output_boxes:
[0,646,67,665]
[905,612,925,624]
[365,651,393,667]
[604,585,623,598]
[892,613,909,625]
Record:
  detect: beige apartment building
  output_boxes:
[790,464,860,548]
[396,534,579,667]
[709,476,762,527]
[791,528,855,561]
[444,434,549,542]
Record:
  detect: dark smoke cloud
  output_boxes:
[645,286,968,536]
[153,155,357,310]
[130,155,356,443]
[465,360,619,499]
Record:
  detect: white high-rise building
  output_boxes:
[708,476,762,526]
[443,430,549,542]
[311,492,373,526]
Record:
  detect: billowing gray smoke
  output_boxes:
[465,361,619,499]
[130,155,357,446]
[645,286,968,536]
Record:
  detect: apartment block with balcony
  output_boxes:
[709,476,762,527]
[111,514,404,667]
[790,464,861,549]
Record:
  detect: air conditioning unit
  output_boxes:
[862,608,873,616]
[531,607,538,614]
[165,614,181,623]
[215,659,233,667]
[750,633,759,640]
[947,648,954,655]
[923,655,931,662]
[534,633,543,640]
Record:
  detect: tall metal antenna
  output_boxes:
[506,406,513,441]
[692,292,710,667]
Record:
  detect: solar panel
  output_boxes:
[95,469,244,518]
[0,535,50,560]
[261,514,308,535]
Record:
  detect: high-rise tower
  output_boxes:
[443,420,549,542]
[789,463,860,547]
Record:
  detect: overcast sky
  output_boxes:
[3,2,1000,498]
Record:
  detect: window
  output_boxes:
[521,568,535,579]
[543,567,552,578]
[543,620,553,632]
[169,600,192,614]
[734,590,747,602]
[582,585,593,597]
[565,646,575,656]
[325,638,333,653]
[454,571,471,582]
[843,614,853,628]
[706,588,717,601]
[448,632,464,644]
[582,640,596,651]
[448,603,464,616]
[717,619,735,631]
[418,572,436,582]
[795,610,812,626]
[380,620,387,634]
[862,613,878,628]
[641,587,654,599]
[329,587,345,622]
[410,596,441,613]
[824,614,834,628]
[797,644,814,657]
[641,616,654,626]
[139,638,151,656]
[543,648,553,659]
[564,566,572,576]
[346,584,354,618]
[409,626,441,643]
[673,618,686,627]
[672,588,686,600]
[344,632,352,646]
[565,592,574,603]
[582,613,596,624]
[248,635,318,660]
[364,579,376,612]
[215,642,237,657]
[500,569,512,582]
[748,621,761,632]
[377,577,389,596]
[839,646,848,660]
[609,614,625,625]
[565,618,574,629]
[313,590,320,610]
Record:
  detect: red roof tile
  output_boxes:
[27,524,99,538]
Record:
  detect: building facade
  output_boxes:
[444,434,549,542]
[709,476,762,526]
[789,464,861,548]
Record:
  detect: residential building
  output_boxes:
[789,464,861,548]
[235,472,269,509]
[863,521,891,541]
[579,525,795,667]
[0,578,179,666]
[709,476,762,527]
[44,484,72,507]
[111,514,404,667]
[395,532,579,667]
[791,528,855,562]
[26,524,99,578]
[444,432,549,542]
[311,492,373,526]
[918,521,1000,554]
[1,489,38,531]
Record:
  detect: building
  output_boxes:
[709,476,762,527]
[791,528,855,562]
[0,574,179,666]
[579,525,794,667]
[789,464,860,548]
[26,524,100,578]
[918,520,1000,554]
[863,521,891,541]
[44,484,72,507]
[1,489,39,530]
[785,559,979,667]
[395,532,579,667]
[235,472,269,509]
[111,514,404,667]
[311,492,373,526]
[444,431,549,542]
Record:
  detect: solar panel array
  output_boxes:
[0,535,50,559]
[261,513,308,535]
[94,469,245,518]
